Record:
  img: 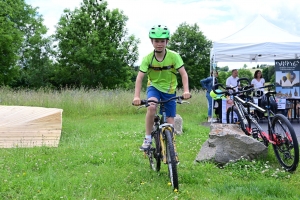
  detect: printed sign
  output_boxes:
[275,59,300,99]
[221,99,238,123]
[275,98,286,109]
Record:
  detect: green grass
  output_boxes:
[0,88,299,199]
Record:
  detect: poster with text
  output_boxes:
[275,59,300,99]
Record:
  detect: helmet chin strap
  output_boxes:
[154,50,163,53]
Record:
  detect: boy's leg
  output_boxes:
[161,91,176,125]
[140,86,160,150]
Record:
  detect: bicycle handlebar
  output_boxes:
[257,84,275,90]
[132,95,192,106]
[237,77,251,85]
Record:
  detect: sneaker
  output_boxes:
[139,138,152,151]
[208,118,217,123]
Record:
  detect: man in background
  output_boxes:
[226,69,239,91]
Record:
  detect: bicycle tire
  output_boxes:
[151,131,161,171]
[271,114,299,171]
[164,129,179,191]
[226,106,251,135]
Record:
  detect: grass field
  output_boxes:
[0,87,299,199]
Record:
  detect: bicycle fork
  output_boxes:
[160,125,179,164]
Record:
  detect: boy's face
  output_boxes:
[151,39,168,53]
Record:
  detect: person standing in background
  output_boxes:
[200,71,218,122]
[226,69,239,91]
[251,70,265,96]
[251,70,265,119]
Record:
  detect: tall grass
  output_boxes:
[0,87,299,199]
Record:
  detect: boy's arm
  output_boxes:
[178,67,191,99]
[133,71,145,105]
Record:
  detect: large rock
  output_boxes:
[195,123,268,164]
[174,114,182,134]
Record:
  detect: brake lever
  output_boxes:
[177,100,190,104]
[137,105,146,110]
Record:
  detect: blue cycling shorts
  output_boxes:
[147,86,176,117]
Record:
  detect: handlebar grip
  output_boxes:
[132,100,147,106]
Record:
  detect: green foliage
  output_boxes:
[14,9,55,88]
[217,71,230,85]
[54,0,140,89]
[218,66,229,72]
[238,69,253,83]
[0,0,54,88]
[0,0,26,85]
[167,22,212,89]
[262,65,275,82]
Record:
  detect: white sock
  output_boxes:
[145,135,151,141]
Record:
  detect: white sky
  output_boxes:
[26,0,300,68]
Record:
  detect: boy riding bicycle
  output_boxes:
[132,25,191,150]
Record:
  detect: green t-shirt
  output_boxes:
[139,49,184,94]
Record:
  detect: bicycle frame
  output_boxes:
[213,81,299,171]
[232,94,283,145]
[233,96,276,144]
[137,96,189,191]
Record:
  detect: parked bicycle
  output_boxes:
[213,80,299,171]
[133,96,191,191]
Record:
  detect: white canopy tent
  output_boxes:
[209,15,300,122]
[210,15,300,64]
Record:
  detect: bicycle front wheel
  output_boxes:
[227,106,251,135]
[164,129,179,191]
[151,131,161,172]
[271,114,299,171]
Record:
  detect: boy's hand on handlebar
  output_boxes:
[182,92,191,99]
[132,97,141,106]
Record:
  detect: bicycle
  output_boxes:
[213,80,299,171]
[133,96,190,191]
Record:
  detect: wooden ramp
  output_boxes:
[0,106,63,148]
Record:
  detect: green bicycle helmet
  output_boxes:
[149,25,170,39]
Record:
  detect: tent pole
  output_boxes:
[210,55,216,124]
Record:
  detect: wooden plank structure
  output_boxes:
[0,106,63,148]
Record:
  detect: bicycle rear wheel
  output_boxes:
[150,131,161,171]
[164,129,179,191]
[271,114,299,171]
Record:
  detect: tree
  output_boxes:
[238,69,253,85]
[243,64,248,69]
[54,0,139,89]
[14,5,55,88]
[0,0,26,85]
[219,66,229,72]
[267,65,275,82]
[262,67,269,82]
[167,22,212,89]
[217,71,230,85]
[0,0,54,88]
